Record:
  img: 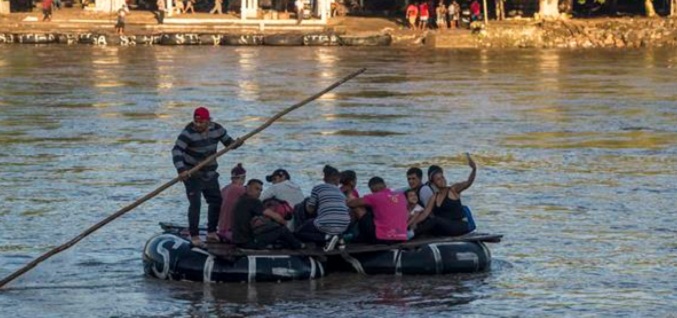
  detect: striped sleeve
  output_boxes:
[172,129,190,173]
[214,123,234,147]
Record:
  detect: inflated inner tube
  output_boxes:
[160,34,200,45]
[263,34,305,46]
[339,34,392,46]
[135,35,161,45]
[0,34,15,44]
[303,34,341,46]
[16,33,57,44]
[143,233,325,283]
[199,34,222,46]
[221,34,264,46]
[327,241,491,275]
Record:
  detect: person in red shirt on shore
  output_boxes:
[405,2,419,30]
[42,0,54,22]
[418,1,429,30]
[470,0,481,21]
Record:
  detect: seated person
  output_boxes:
[348,177,409,243]
[420,165,442,205]
[261,168,305,230]
[231,179,304,249]
[295,165,351,244]
[340,170,360,199]
[409,154,477,237]
[217,163,247,241]
[405,188,424,224]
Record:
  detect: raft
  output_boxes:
[143,233,325,283]
[145,222,501,283]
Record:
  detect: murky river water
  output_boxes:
[0,45,676,317]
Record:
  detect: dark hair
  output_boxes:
[247,179,263,186]
[427,165,443,181]
[266,169,290,182]
[323,165,340,177]
[340,170,357,185]
[367,176,385,188]
[404,188,417,197]
[231,163,247,179]
[406,167,423,179]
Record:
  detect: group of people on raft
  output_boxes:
[173,107,477,250]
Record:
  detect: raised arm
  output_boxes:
[451,154,476,194]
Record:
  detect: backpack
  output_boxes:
[262,197,294,221]
[462,205,476,232]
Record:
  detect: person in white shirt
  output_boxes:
[261,169,305,206]
[261,169,305,230]
[295,0,304,24]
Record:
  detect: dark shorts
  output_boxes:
[115,20,125,28]
[43,8,52,16]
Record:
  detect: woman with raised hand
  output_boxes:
[409,154,476,237]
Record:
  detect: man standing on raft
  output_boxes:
[172,107,243,247]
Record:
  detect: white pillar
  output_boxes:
[241,0,246,19]
[320,0,327,22]
[167,0,173,17]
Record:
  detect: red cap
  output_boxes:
[193,107,210,121]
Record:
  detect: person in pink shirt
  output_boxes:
[216,163,247,241]
[348,177,409,243]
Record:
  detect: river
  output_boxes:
[0,46,676,317]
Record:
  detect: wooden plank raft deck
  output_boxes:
[159,222,502,259]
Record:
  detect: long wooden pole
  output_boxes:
[0,68,367,289]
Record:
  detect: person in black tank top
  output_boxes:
[408,154,477,237]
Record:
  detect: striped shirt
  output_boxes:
[307,183,350,235]
[172,122,234,173]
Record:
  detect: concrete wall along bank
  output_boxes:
[0,33,392,46]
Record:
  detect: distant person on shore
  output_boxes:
[172,107,243,247]
[436,1,446,30]
[115,4,130,35]
[295,0,304,25]
[210,0,223,14]
[184,0,195,14]
[217,163,247,241]
[470,0,481,21]
[405,2,418,30]
[156,0,166,24]
[81,0,89,9]
[42,0,53,21]
[174,0,184,14]
[448,0,460,28]
[418,1,429,31]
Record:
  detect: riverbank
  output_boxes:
[2,8,677,48]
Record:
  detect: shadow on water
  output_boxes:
[157,271,500,317]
